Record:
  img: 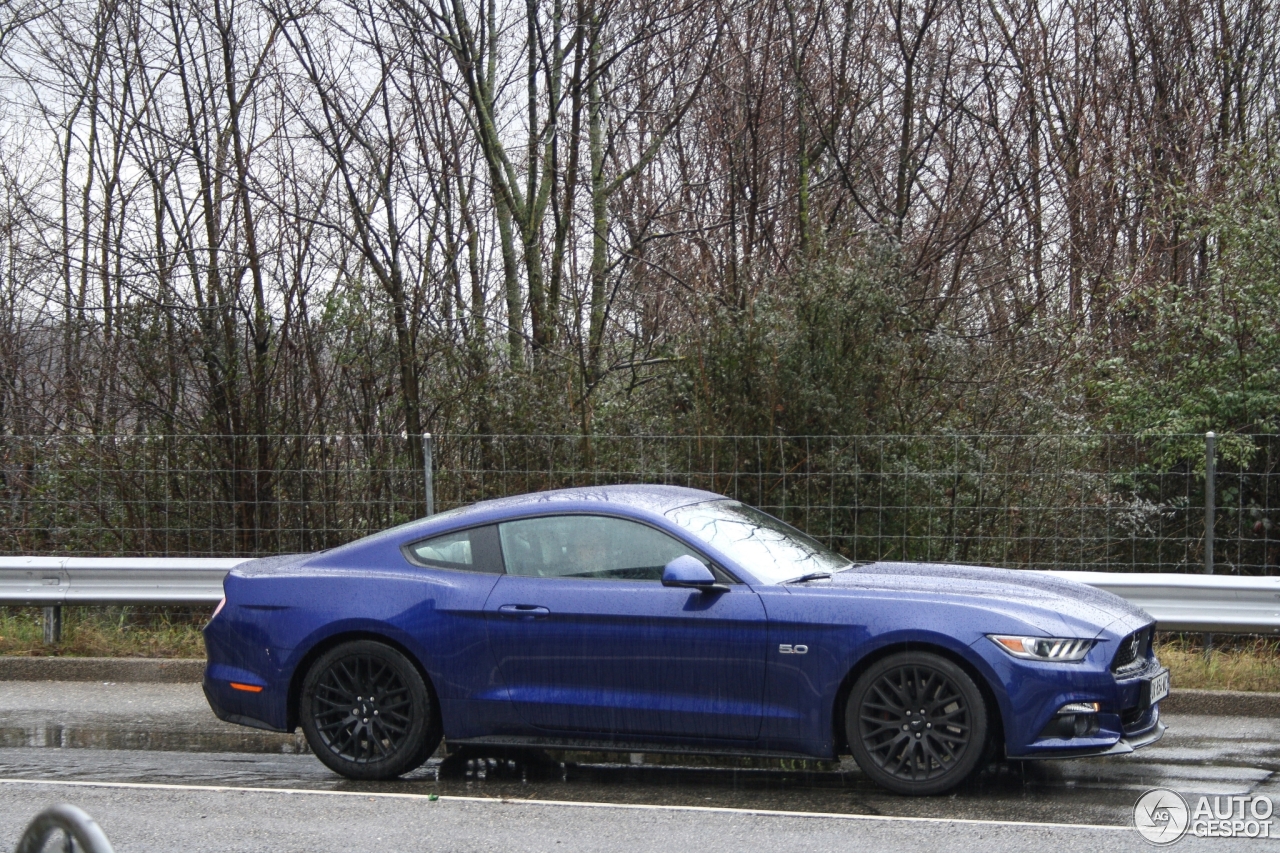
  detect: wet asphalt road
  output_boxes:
[0,682,1277,851]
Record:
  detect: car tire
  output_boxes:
[845,651,988,796]
[300,640,441,780]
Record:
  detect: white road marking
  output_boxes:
[0,777,1131,832]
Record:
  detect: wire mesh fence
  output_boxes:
[0,433,1276,573]
[0,434,422,557]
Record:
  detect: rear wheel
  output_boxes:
[845,651,988,795]
[300,640,440,780]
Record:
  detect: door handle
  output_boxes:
[497,604,550,619]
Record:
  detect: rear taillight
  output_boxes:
[211,596,226,620]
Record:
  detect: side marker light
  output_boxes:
[230,682,263,693]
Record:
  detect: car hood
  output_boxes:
[820,561,1151,638]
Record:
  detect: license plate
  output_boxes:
[1145,668,1170,706]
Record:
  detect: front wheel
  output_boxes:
[300,640,441,780]
[845,651,988,795]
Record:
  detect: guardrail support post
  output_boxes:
[422,432,434,517]
[1205,431,1215,658]
[42,605,62,644]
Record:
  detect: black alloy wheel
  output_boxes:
[846,651,989,795]
[300,640,440,780]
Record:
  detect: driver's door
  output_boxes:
[484,514,767,741]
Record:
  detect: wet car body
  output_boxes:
[203,484,1166,794]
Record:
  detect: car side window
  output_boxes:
[497,515,699,581]
[404,524,504,574]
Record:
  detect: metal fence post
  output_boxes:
[422,432,434,517]
[42,605,62,644]
[1204,431,1215,657]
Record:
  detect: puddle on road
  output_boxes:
[0,742,1148,826]
[326,747,1277,825]
[0,722,308,754]
[1,720,1275,828]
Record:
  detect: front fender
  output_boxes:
[837,628,1014,751]
[758,587,1017,758]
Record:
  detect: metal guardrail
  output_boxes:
[1,558,1278,635]
[1048,571,1280,636]
[0,557,243,605]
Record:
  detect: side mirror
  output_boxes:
[662,555,728,593]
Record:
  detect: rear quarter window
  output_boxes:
[403,524,505,574]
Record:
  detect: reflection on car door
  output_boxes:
[484,514,768,741]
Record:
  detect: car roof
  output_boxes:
[316,483,729,558]
[444,483,723,519]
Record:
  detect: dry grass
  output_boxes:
[0,606,208,658]
[1156,634,1280,692]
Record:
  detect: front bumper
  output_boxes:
[975,625,1169,758]
[1016,711,1166,760]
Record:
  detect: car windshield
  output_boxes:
[665,499,851,584]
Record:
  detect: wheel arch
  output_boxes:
[831,640,1006,759]
[286,630,440,732]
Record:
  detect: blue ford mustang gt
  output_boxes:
[203,484,1168,795]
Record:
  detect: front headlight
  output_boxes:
[988,634,1094,662]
